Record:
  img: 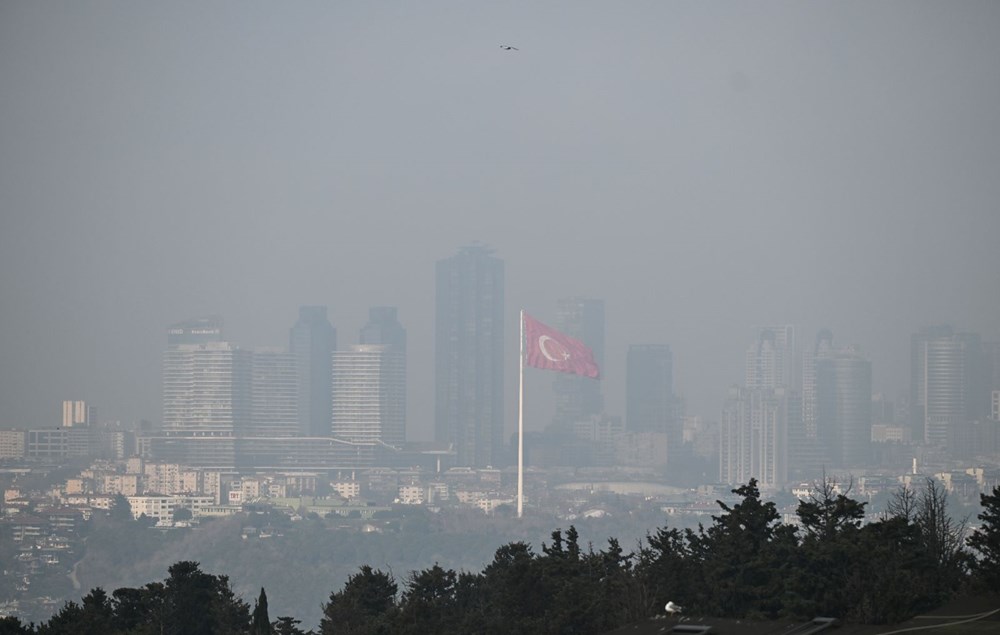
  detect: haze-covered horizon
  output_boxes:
[2,2,999,438]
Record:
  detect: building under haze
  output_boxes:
[626,344,674,434]
[815,348,872,467]
[61,400,96,427]
[249,349,299,437]
[746,325,798,390]
[435,245,504,468]
[332,345,405,450]
[162,341,252,437]
[719,386,789,488]
[290,306,336,438]
[910,326,987,448]
[552,298,604,427]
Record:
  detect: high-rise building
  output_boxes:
[746,325,798,390]
[332,345,405,450]
[435,245,504,467]
[552,298,604,427]
[626,344,674,434]
[290,306,336,437]
[249,349,299,437]
[911,326,986,446]
[359,306,407,442]
[719,386,789,488]
[162,342,252,437]
[815,348,872,467]
[62,400,96,427]
[801,329,834,440]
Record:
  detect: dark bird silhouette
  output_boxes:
[500,45,519,51]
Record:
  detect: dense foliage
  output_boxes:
[6,479,999,634]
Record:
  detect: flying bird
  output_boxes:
[665,601,683,616]
[500,45,519,51]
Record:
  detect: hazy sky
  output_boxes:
[2,2,998,439]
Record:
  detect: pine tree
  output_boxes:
[252,588,271,635]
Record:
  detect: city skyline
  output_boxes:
[2,3,1000,442]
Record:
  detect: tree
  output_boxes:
[319,566,397,635]
[691,479,791,619]
[968,485,1000,589]
[162,561,250,635]
[914,478,969,602]
[789,478,866,618]
[252,588,272,635]
[109,494,133,522]
[397,564,457,634]
[272,616,307,635]
[0,616,33,635]
[172,507,193,522]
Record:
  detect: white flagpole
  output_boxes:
[517,308,524,518]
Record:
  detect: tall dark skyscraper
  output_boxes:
[289,306,336,437]
[626,344,674,434]
[552,298,604,427]
[627,344,683,467]
[435,245,504,467]
[815,348,872,467]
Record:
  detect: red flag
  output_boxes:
[523,312,600,379]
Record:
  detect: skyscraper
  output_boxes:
[746,325,798,390]
[290,306,336,437]
[911,326,986,447]
[249,349,299,437]
[626,344,674,434]
[815,348,872,467]
[332,345,405,450]
[552,298,604,427]
[435,245,504,467]
[359,306,406,443]
[62,400,96,427]
[719,385,789,488]
[162,341,252,437]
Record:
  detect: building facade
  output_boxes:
[815,349,872,467]
[290,306,336,437]
[249,349,299,437]
[911,326,986,447]
[435,245,504,468]
[162,342,252,437]
[719,386,789,488]
[332,345,406,448]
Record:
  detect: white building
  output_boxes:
[163,342,252,437]
[127,495,215,521]
[331,345,405,447]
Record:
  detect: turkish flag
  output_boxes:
[523,312,600,379]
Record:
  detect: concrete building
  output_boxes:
[61,400,96,427]
[162,342,252,438]
[720,386,789,488]
[332,345,406,449]
[0,430,26,459]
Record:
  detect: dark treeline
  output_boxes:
[3,480,999,635]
